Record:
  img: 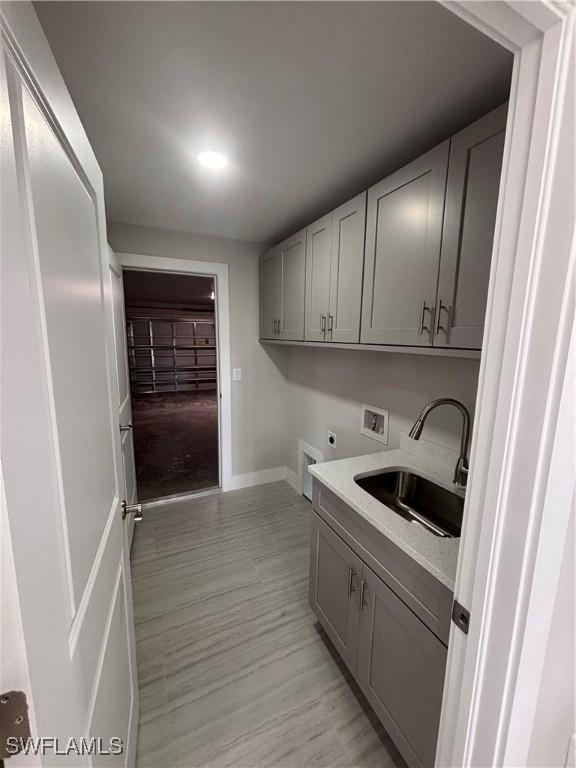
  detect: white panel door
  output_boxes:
[1,8,138,765]
[108,248,137,541]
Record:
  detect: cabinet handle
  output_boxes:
[360,579,367,610]
[321,314,326,337]
[418,301,431,335]
[328,313,334,339]
[435,300,452,341]
[347,568,356,597]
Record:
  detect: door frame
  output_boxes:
[117,253,233,493]
[435,2,575,766]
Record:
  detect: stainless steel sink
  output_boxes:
[354,469,463,538]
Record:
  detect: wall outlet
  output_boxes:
[233,368,242,381]
[327,431,337,448]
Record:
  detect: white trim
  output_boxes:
[436,3,575,766]
[117,252,233,492]
[142,487,221,509]
[505,289,575,767]
[286,467,301,494]
[296,439,325,496]
[227,466,287,491]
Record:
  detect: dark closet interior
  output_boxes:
[123,270,219,501]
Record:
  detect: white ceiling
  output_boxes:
[36,1,512,244]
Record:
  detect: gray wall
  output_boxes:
[267,345,480,475]
[108,222,287,476]
[108,221,481,479]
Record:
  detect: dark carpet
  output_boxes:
[131,391,219,501]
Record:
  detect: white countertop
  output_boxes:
[308,436,463,590]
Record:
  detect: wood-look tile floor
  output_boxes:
[131,481,407,768]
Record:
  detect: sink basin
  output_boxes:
[354,469,463,538]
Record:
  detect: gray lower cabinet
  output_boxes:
[309,488,452,768]
[309,512,363,672]
[361,142,450,347]
[434,104,507,349]
[357,565,448,768]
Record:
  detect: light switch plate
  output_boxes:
[233,368,242,381]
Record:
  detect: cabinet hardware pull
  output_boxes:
[347,568,356,597]
[328,314,334,338]
[321,314,326,337]
[360,579,367,610]
[418,301,431,335]
[435,300,452,341]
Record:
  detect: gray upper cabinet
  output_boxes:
[357,565,448,768]
[329,192,366,342]
[309,512,363,673]
[260,246,281,339]
[279,229,306,341]
[434,104,507,349]
[260,106,505,353]
[305,214,332,342]
[304,192,367,343]
[361,142,449,346]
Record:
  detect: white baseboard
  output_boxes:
[285,467,301,493]
[226,466,287,491]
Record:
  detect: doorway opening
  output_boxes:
[123,269,219,501]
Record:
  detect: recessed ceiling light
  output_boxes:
[198,151,228,169]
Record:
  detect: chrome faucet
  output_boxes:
[408,398,471,487]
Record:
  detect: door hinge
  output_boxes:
[452,600,470,635]
[0,691,31,760]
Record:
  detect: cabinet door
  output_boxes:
[361,142,449,346]
[309,512,363,673]
[435,104,507,349]
[357,566,448,768]
[305,214,332,341]
[279,228,306,341]
[329,192,367,343]
[260,246,281,339]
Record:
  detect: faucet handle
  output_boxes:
[454,457,469,487]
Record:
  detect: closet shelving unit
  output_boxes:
[126,315,217,394]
